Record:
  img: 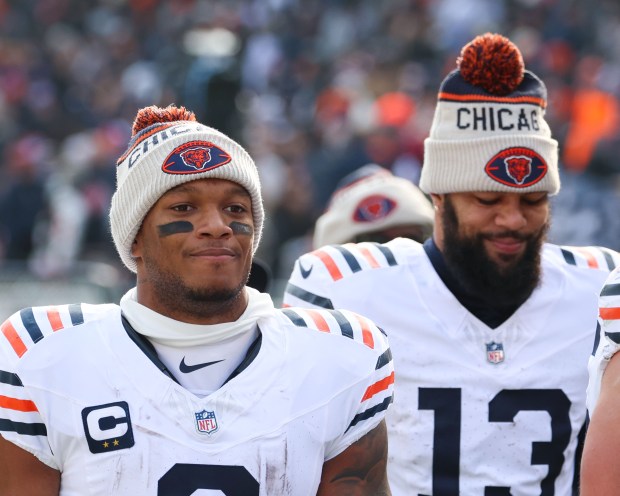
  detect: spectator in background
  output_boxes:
[561,55,620,173]
[1,0,620,291]
[313,163,434,247]
[0,134,51,262]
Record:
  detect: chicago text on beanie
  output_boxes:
[419,33,560,195]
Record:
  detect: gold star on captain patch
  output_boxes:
[113,439,119,446]
[103,441,109,448]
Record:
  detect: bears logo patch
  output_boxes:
[353,195,397,223]
[162,140,231,174]
[485,147,547,188]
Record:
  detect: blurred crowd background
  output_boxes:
[1,0,620,313]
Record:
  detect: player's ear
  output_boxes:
[131,235,142,258]
[430,193,444,212]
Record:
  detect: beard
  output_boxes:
[142,257,248,320]
[441,196,548,307]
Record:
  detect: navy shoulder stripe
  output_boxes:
[284,283,334,309]
[346,395,393,432]
[375,348,392,370]
[601,283,620,297]
[69,303,84,326]
[282,308,306,327]
[373,243,398,266]
[0,369,22,386]
[19,308,44,344]
[334,246,363,273]
[602,249,616,271]
[561,248,576,265]
[328,310,354,339]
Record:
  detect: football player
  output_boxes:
[283,33,620,495]
[580,266,620,494]
[0,105,394,495]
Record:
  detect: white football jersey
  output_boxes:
[283,238,620,496]
[0,302,393,495]
[587,266,620,414]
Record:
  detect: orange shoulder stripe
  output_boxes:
[353,314,375,349]
[1,320,27,357]
[305,309,330,332]
[314,250,343,281]
[575,248,599,269]
[47,308,64,332]
[361,371,395,402]
[600,307,620,320]
[358,245,380,268]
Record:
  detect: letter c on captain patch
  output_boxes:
[82,401,135,454]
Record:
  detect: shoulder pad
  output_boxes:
[1,303,87,358]
[279,306,388,353]
[295,242,400,282]
[553,245,620,272]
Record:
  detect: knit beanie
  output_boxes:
[313,165,434,248]
[420,32,560,195]
[110,105,263,273]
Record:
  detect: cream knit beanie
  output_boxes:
[110,105,263,273]
[420,33,560,195]
[313,165,434,248]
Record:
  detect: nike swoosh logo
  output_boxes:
[179,357,224,373]
[299,261,313,279]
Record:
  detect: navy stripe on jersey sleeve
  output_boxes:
[0,369,23,386]
[346,395,394,432]
[19,308,44,344]
[329,310,354,339]
[69,303,84,326]
[333,246,363,273]
[561,248,576,265]
[373,243,398,266]
[0,418,47,436]
[375,348,392,370]
[282,309,306,327]
[602,249,617,271]
[284,283,334,309]
[606,329,620,345]
[601,283,620,297]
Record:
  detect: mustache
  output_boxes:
[481,230,532,241]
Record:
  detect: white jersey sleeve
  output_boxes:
[587,266,620,414]
[283,241,401,310]
[0,303,92,469]
[278,306,394,459]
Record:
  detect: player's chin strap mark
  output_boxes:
[158,221,194,237]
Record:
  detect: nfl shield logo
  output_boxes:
[195,410,218,435]
[486,342,505,364]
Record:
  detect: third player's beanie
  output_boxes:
[419,32,560,195]
[313,165,434,248]
[110,105,263,273]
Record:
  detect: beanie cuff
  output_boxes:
[420,135,559,195]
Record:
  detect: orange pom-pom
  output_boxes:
[131,105,197,136]
[457,33,524,95]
